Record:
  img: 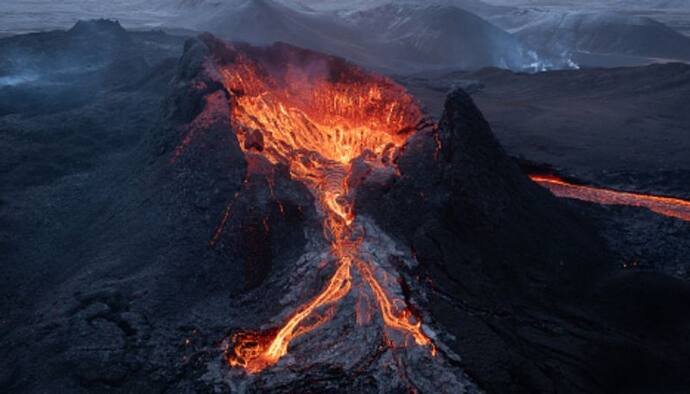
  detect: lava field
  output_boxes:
[2,18,690,394]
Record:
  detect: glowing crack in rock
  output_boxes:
[211,45,435,373]
[530,174,690,223]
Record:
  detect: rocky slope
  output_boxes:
[356,86,690,393]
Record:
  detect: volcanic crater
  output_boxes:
[171,37,476,391]
[167,35,612,392]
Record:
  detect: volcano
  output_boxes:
[4,24,690,393]
[170,37,465,389]
[161,34,668,392]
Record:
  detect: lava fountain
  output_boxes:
[215,44,435,373]
[530,174,690,222]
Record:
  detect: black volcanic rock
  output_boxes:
[400,63,690,180]
[0,32,319,392]
[357,88,690,393]
[155,34,320,300]
[358,88,609,299]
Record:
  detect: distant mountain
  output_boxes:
[288,0,512,16]
[339,3,548,70]
[176,0,561,72]
[514,11,690,61]
[612,0,690,10]
[185,0,349,46]
[0,19,184,114]
[481,0,690,9]
[177,0,388,68]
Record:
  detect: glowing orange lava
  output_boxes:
[530,174,690,222]
[219,45,434,373]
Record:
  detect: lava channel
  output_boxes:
[530,174,690,222]
[216,44,435,373]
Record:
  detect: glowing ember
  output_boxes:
[218,44,434,373]
[530,174,690,222]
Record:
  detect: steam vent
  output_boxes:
[161,34,623,392]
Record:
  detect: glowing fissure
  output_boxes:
[530,174,690,222]
[220,47,434,373]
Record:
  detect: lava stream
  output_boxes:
[229,257,353,373]
[220,44,435,373]
[530,174,690,222]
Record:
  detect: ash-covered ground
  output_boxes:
[1,20,690,394]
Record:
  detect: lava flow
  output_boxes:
[218,45,434,373]
[530,174,690,222]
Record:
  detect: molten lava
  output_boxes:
[218,44,434,373]
[530,174,690,222]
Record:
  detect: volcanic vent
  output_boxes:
[167,37,474,390]
[218,43,435,373]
